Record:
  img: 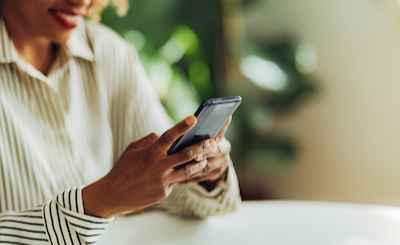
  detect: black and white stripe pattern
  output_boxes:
[1,188,111,245]
[0,18,241,244]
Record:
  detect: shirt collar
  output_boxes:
[65,22,94,62]
[0,19,18,63]
[0,18,94,64]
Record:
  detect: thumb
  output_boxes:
[216,115,232,141]
[127,132,159,151]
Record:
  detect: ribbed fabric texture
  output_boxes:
[0,18,241,244]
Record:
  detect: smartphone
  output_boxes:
[167,96,242,157]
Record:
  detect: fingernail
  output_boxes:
[211,139,216,146]
[208,139,215,149]
[185,116,196,126]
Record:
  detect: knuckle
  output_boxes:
[150,132,159,139]
[190,161,206,175]
[184,148,194,158]
[142,150,155,162]
[158,136,169,145]
[201,167,209,175]
[206,161,217,170]
[184,165,194,177]
[160,132,174,144]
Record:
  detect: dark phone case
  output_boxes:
[167,96,242,156]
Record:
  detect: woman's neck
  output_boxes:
[2,7,58,75]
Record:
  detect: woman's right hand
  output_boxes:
[82,115,218,218]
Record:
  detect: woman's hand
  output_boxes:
[82,116,219,218]
[185,116,233,183]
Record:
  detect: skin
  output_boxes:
[1,0,233,218]
[1,0,92,74]
[84,116,232,218]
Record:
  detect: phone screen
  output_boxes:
[167,96,241,155]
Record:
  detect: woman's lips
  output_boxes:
[49,9,83,29]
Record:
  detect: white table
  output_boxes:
[98,201,400,245]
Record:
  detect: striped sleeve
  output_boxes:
[0,188,112,245]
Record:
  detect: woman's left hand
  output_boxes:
[187,116,233,182]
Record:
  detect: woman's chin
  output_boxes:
[46,28,75,46]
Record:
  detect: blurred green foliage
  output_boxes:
[101,0,319,178]
[229,37,319,169]
[101,0,223,121]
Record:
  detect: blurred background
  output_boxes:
[101,0,400,205]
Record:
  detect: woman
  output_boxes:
[0,0,241,244]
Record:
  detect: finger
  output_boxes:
[182,164,228,183]
[166,160,208,184]
[178,155,229,183]
[126,132,159,151]
[220,138,231,154]
[195,154,229,178]
[206,138,231,158]
[153,116,197,155]
[215,116,232,141]
[196,138,219,160]
[163,139,215,169]
[208,154,230,170]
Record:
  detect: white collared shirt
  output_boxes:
[0,19,240,244]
